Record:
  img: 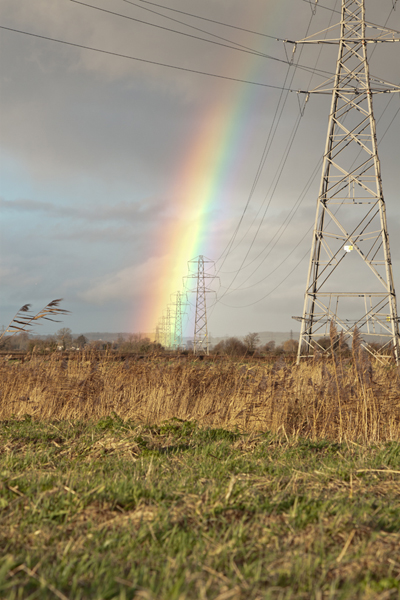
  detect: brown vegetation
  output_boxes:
[1,350,399,442]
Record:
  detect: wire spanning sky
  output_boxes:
[0,0,399,337]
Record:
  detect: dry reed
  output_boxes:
[1,352,399,442]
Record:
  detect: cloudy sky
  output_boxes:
[1,0,399,338]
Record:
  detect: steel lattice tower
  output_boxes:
[154,322,161,345]
[170,291,187,349]
[164,306,173,350]
[186,255,216,355]
[296,0,400,364]
[159,314,167,348]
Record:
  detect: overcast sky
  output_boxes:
[1,0,399,338]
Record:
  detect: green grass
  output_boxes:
[1,417,400,599]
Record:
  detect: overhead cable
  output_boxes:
[134,0,288,40]
[300,0,341,14]
[0,26,306,91]
[215,95,399,308]
[68,0,334,78]
[119,0,279,57]
[216,0,340,285]
[212,4,322,297]
[216,249,310,309]
[69,0,273,61]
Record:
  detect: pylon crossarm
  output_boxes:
[296,36,400,44]
[308,86,400,94]
[370,76,400,92]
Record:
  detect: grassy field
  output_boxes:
[1,418,400,599]
[0,351,399,441]
[0,353,399,598]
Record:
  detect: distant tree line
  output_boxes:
[212,333,298,357]
[0,328,162,354]
[0,327,391,358]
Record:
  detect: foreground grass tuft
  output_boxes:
[1,418,400,599]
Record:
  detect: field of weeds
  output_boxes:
[0,352,399,442]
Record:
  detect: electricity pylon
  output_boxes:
[295,0,400,364]
[185,255,216,355]
[154,322,161,345]
[163,306,173,350]
[158,314,167,348]
[170,291,187,349]
[158,316,164,347]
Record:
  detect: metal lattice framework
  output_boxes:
[158,314,167,348]
[185,255,216,355]
[163,306,173,350]
[154,322,161,345]
[296,0,400,364]
[170,291,187,349]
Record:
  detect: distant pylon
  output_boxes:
[154,322,161,345]
[185,255,217,355]
[164,306,173,350]
[159,315,167,348]
[295,0,400,364]
[170,291,187,349]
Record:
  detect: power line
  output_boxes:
[211,0,400,309]
[222,0,398,280]
[217,249,310,309]
[300,0,341,13]
[297,0,400,364]
[211,64,399,309]
[69,0,273,61]
[212,4,324,297]
[214,63,297,271]
[0,25,306,91]
[119,0,279,57]
[215,92,399,307]
[134,0,291,41]
[215,1,340,283]
[67,0,335,79]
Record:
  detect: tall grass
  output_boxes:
[1,352,399,442]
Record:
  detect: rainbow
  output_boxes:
[136,3,282,335]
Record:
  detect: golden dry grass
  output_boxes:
[1,351,399,442]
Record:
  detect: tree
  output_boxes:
[283,339,297,354]
[213,337,247,357]
[57,327,73,350]
[263,341,275,353]
[314,337,331,351]
[243,332,260,354]
[74,335,87,349]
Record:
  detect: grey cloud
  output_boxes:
[0,196,168,224]
[1,0,399,335]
